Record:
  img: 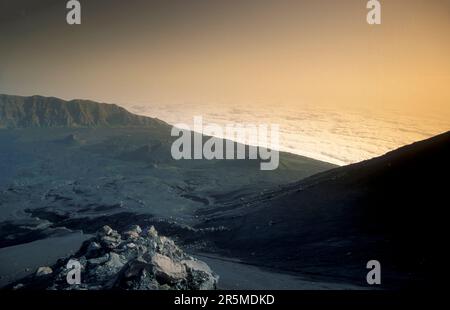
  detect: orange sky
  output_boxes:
[1,0,449,118]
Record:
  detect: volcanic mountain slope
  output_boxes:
[0,94,335,288]
[198,131,450,289]
[0,94,334,194]
[0,94,167,128]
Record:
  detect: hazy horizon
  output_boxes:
[1,0,449,164]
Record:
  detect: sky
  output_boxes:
[1,0,449,164]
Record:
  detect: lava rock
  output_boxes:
[10,225,218,290]
[152,253,187,284]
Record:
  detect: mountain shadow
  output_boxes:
[199,131,450,289]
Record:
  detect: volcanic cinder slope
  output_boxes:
[198,131,449,289]
[0,94,335,288]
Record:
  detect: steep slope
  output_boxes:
[199,131,450,288]
[0,94,167,128]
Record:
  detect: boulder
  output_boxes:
[152,253,187,284]
[182,259,218,290]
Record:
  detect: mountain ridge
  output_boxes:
[0,94,167,128]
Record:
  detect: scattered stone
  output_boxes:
[147,225,158,239]
[123,225,142,240]
[126,243,136,249]
[157,236,184,260]
[11,225,218,290]
[88,254,110,266]
[98,226,122,249]
[129,225,142,234]
[98,225,113,236]
[106,253,126,270]
[35,266,53,277]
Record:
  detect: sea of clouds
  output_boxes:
[127,102,449,166]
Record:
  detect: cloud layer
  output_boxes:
[128,102,449,166]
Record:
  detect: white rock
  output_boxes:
[36,266,53,276]
[126,242,137,249]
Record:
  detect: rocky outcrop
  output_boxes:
[11,225,218,290]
